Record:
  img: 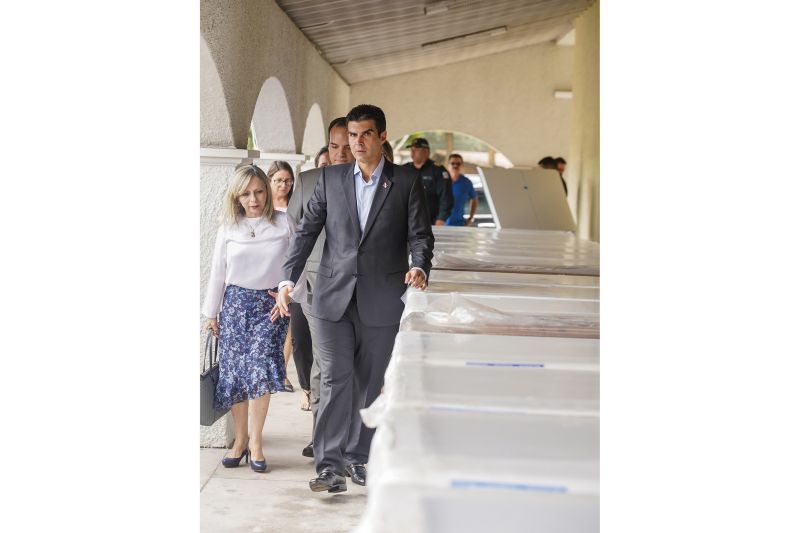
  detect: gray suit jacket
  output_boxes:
[287,167,325,301]
[283,160,434,327]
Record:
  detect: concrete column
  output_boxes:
[199,147,260,448]
[568,0,600,242]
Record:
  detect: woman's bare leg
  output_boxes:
[283,330,294,390]
[248,393,271,461]
[225,400,249,458]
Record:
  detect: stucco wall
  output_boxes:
[569,0,600,241]
[200,0,350,150]
[349,44,573,168]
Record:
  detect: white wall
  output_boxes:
[350,43,573,168]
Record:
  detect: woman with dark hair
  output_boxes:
[266,161,299,393]
[315,146,331,168]
[268,160,295,212]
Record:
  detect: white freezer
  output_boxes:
[355,483,598,533]
[422,279,599,301]
[359,407,599,533]
[400,292,600,339]
[367,407,599,493]
[428,269,600,288]
[390,331,599,371]
[431,225,599,252]
[432,250,599,276]
[383,360,599,416]
[404,291,599,316]
[477,166,577,231]
[430,226,599,276]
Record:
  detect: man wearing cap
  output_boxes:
[404,138,454,225]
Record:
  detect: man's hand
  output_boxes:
[267,290,283,322]
[276,286,293,317]
[435,219,446,226]
[405,269,427,290]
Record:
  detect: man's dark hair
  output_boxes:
[554,157,567,165]
[314,146,329,167]
[448,153,464,163]
[328,117,347,137]
[346,104,386,134]
[538,156,557,169]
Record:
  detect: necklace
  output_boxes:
[244,217,263,238]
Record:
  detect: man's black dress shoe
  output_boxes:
[309,469,346,493]
[345,463,367,486]
[302,441,314,458]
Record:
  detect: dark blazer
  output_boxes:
[403,159,454,223]
[287,167,325,298]
[283,160,434,327]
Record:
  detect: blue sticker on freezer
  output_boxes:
[465,361,545,368]
[451,479,568,493]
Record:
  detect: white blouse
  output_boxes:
[202,211,305,318]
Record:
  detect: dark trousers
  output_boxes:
[313,297,398,474]
[289,302,313,391]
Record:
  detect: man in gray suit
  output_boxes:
[287,117,354,459]
[278,104,434,494]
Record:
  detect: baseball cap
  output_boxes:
[406,138,430,149]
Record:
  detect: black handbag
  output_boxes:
[200,330,228,426]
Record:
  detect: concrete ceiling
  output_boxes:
[275,0,594,84]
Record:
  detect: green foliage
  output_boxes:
[403,130,490,153]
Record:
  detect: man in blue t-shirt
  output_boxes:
[445,153,478,226]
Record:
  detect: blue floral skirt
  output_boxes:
[214,285,289,410]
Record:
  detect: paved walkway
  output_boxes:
[200,358,367,533]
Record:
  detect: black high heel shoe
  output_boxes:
[249,455,267,473]
[221,447,249,468]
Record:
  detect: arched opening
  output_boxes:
[388,130,514,228]
[389,130,513,169]
[251,77,295,153]
[299,103,326,172]
[200,37,234,147]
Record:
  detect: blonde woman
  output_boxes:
[267,161,298,393]
[202,163,302,472]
